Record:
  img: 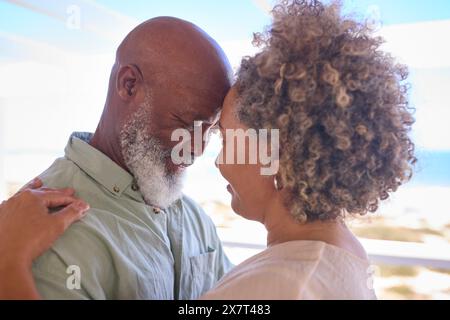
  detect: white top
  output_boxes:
[200,240,377,300]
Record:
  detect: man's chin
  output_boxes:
[141,185,184,209]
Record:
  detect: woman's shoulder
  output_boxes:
[200,241,376,300]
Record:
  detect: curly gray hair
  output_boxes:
[236,0,416,223]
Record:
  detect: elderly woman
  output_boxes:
[0,0,415,299]
[203,0,415,299]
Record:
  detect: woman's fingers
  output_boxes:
[53,201,90,231]
[17,178,75,196]
[36,188,75,196]
[17,178,43,193]
[39,193,79,209]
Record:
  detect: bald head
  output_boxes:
[117,17,231,90]
[91,17,232,177]
[105,16,232,114]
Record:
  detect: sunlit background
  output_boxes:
[1,0,450,300]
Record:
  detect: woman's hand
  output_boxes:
[0,178,89,299]
[0,178,89,267]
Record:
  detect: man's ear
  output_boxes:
[116,65,143,100]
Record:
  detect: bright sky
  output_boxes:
[0,0,449,188]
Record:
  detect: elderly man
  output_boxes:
[31,17,233,299]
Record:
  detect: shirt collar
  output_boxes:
[64,132,145,203]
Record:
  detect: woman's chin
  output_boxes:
[230,196,257,222]
[228,190,244,218]
[225,184,264,223]
[227,184,256,221]
[230,200,240,215]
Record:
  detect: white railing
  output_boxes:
[219,230,450,270]
[360,238,450,269]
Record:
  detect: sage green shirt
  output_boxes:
[32,132,232,300]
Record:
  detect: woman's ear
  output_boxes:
[116,64,143,101]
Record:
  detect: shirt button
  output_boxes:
[131,183,139,191]
[113,185,120,193]
[153,207,161,214]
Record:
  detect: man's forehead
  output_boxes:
[177,107,222,123]
[170,74,229,96]
[166,81,225,113]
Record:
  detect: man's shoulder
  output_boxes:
[179,194,214,226]
[177,194,223,245]
[179,194,203,212]
[38,156,81,189]
[32,208,121,289]
[35,208,118,264]
[31,209,121,299]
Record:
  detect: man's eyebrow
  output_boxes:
[180,111,216,124]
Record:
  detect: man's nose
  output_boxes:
[189,121,215,160]
[215,155,219,169]
[191,136,207,157]
[190,152,196,164]
[215,148,224,169]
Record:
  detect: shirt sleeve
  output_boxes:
[32,249,92,300]
[31,216,115,300]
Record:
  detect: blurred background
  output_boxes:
[0,0,449,299]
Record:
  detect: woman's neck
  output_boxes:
[263,203,368,260]
[265,211,343,247]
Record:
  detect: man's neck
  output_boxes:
[90,128,130,173]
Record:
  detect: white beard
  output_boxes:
[120,102,185,209]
